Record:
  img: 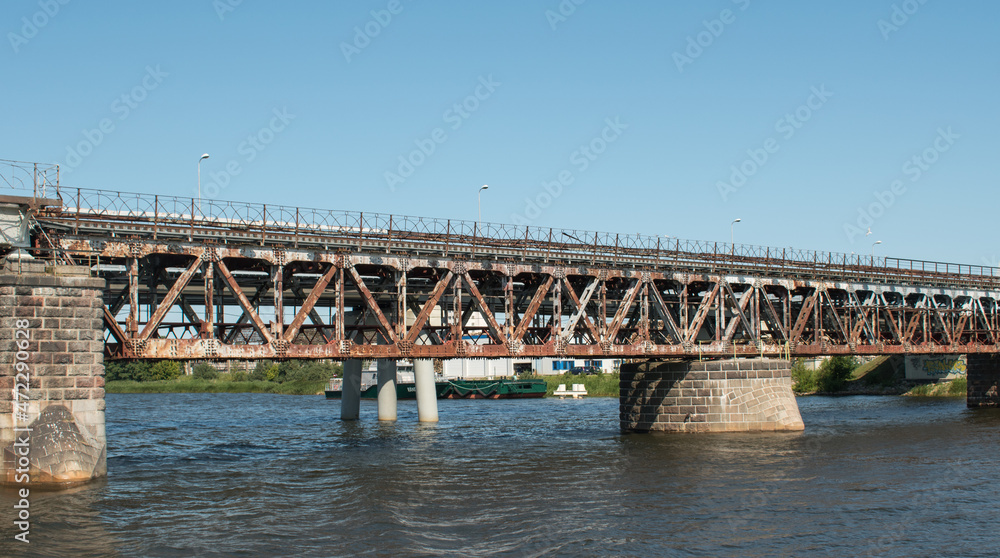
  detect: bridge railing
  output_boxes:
[0,159,60,199]
[43,186,1000,289]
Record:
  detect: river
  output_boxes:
[2,394,998,557]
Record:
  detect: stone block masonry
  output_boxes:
[0,267,107,486]
[620,358,804,433]
[966,354,1000,408]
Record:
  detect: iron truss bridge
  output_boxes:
[21,186,1000,360]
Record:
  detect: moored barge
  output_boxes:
[325,378,546,400]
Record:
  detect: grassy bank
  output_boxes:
[903,377,966,397]
[792,355,966,397]
[106,378,327,395]
[524,373,619,397]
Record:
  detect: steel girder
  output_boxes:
[48,238,1000,360]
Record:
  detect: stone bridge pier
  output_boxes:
[620,358,804,433]
[966,354,1000,407]
[1,263,107,487]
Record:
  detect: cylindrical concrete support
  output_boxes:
[376,359,398,421]
[340,359,363,421]
[414,359,439,423]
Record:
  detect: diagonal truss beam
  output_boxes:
[685,283,719,344]
[216,259,274,344]
[513,276,553,343]
[284,265,337,342]
[722,283,757,343]
[461,274,506,345]
[405,270,455,345]
[348,267,398,344]
[606,279,642,343]
[647,283,683,343]
[561,277,601,343]
[139,257,203,340]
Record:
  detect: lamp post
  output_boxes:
[730,218,741,250]
[198,153,210,215]
[872,240,882,258]
[477,185,489,231]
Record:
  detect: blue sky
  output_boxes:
[3,0,997,265]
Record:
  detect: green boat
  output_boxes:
[442,379,547,399]
[325,378,546,400]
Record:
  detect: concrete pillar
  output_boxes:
[414,358,439,423]
[340,359,362,420]
[966,354,999,407]
[620,358,804,433]
[0,265,107,487]
[376,359,397,421]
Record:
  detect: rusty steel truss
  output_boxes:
[21,186,1000,360]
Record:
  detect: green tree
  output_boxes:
[815,356,857,392]
[192,363,219,380]
[148,361,181,381]
[791,358,816,393]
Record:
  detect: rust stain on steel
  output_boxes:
[37,205,1000,361]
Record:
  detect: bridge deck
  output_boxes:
[14,186,1000,360]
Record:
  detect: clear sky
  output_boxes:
[3,0,997,266]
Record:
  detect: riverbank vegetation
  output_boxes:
[106,360,340,395]
[523,372,620,397]
[792,355,966,397]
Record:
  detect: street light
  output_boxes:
[198,153,210,215]
[477,185,489,230]
[730,218,741,247]
[872,240,882,258]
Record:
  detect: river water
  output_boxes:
[2,393,998,557]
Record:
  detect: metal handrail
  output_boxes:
[0,159,60,199]
[38,186,1000,289]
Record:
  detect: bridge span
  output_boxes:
[16,186,1000,362]
[2,160,1000,487]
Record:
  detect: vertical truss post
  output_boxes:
[273,263,284,337]
[261,204,267,246]
[204,261,214,340]
[504,276,514,341]
[640,283,650,343]
[553,279,562,338]
[127,257,139,335]
[74,189,80,235]
[336,267,344,342]
[453,274,463,344]
[680,283,689,339]
[387,215,393,254]
[599,278,607,341]
[397,269,407,339]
